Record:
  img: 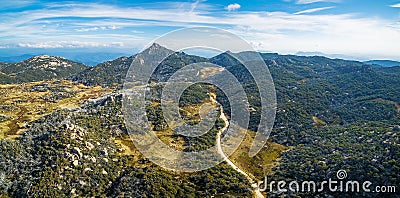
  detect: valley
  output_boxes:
[0,44,398,197]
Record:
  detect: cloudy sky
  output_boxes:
[1,0,400,60]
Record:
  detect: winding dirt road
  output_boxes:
[210,96,264,198]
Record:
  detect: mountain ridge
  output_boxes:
[3,44,400,87]
[0,43,399,197]
[0,55,87,84]
[364,60,400,67]
[0,52,131,66]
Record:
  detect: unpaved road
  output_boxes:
[210,96,264,198]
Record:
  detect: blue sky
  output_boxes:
[0,0,400,60]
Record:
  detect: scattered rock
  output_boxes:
[393,125,400,132]
[73,160,79,167]
[85,142,95,150]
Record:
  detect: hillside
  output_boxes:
[0,45,399,197]
[70,43,207,87]
[0,52,131,66]
[0,62,7,70]
[0,80,113,138]
[70,56,132,87]
[0,72,16,84]
[364,60,400,67]
[89,46,400,196]
[0,55,87,84]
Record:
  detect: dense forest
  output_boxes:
[0,44,399,197]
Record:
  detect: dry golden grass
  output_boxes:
[229,130,290,180]
[179,97,213,122]
[155,128,186,151]
[200,67,224,79]
[115,137,142,157]
[312,116,327,126]
[0,80,113,139]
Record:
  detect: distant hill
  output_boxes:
[60,52,131,66]
[364,60,400,67]
[0,52,131,66]
[296,51,363,61]
[0,54,37,63]
[0,55,87,84]
[70,43,207,87]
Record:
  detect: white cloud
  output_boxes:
[225,3,241,11]
[1,2,400,60]
[294,6,334,14]
[75,27,99,32]
[296,0,340,4]
[390,3,400,8]
[75,26,120,32]
[17,41,125,48]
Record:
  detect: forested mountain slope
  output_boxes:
[0,55,87,84]
[0,45,398,197]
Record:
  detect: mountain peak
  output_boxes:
[31,55,65,60]
[146,43,171,52]
[34,54,50,59]
[23,55,79,69]
[150,43,161,48]
[140,43,174,57]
